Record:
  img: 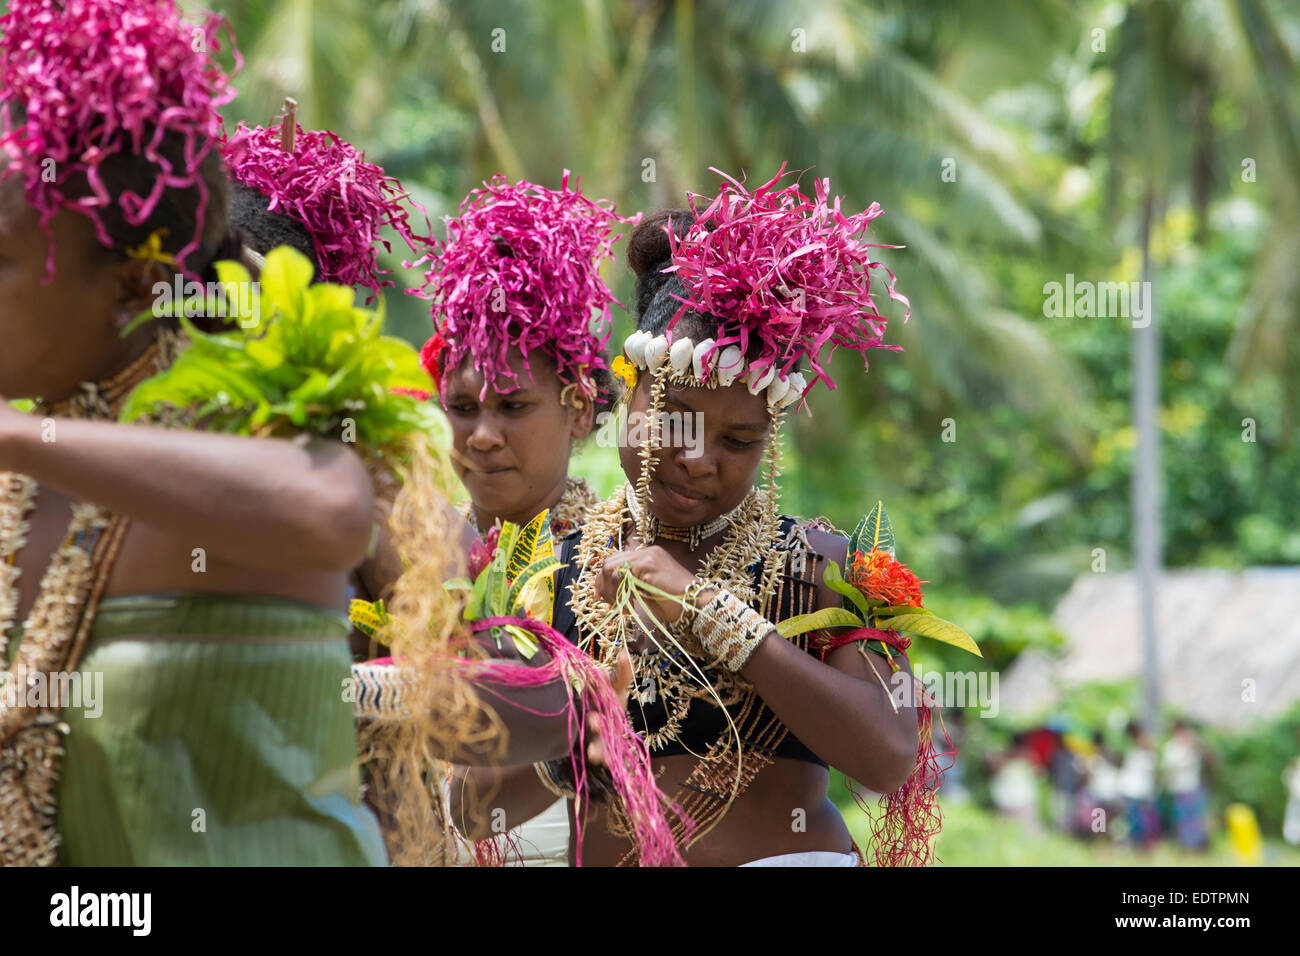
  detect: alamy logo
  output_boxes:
[49,886,151,936]
[1042,274,1151,328]
[152,275,260,327]
[0,665,102,717]
[890,663,999,718]
[594,409,705,459]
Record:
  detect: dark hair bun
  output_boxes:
[627,209,695,329]
[626,209,692,277]
[229,181,321,275]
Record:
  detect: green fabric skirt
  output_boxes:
[51,592,388,866]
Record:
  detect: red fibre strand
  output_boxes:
[466,615,689,867]
[813,627,912,661]
[847,674,955,866]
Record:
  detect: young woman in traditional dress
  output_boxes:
[413,175,632,865]
[218,125,638,865]
[517,168,953,865]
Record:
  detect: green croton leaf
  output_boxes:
[822,560,873,620]
[881,612,982,657]
[850,500,895,557]
[776,606,864,638]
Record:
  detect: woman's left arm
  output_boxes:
[599,531,918,794]
[740,610,917,794]
[740,529,916,792]
[0,406,374,573]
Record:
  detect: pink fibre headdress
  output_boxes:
[663,163,910,398]
[411,171,639,401]
[0,0,240,279]
[221,118,430,302]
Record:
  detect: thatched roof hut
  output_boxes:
[1000,568,1300,729]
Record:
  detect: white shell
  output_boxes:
[765,374,790,406]
[781,371,807,407]
[668,336,694,375]
[624,330,650,368]
[644,334,670,369]
[715,346,745,386]
[691,338,716,381]
[746,363,776,395]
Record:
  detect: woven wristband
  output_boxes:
[691,588,771,671]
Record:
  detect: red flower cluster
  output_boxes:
[420,331,448,395]
[467,525,500,580]
[848,548,927,608]
[388,386,432,402]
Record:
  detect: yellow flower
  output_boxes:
[125,228,178,268]
[517,572,554,624]
[612,355,638,392]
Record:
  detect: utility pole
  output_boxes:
[1134,192,1162,734]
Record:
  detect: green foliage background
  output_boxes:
[200,0,1298,600]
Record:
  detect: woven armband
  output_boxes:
[691,588,772,672]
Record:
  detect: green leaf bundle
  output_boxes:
[120,247,448,463]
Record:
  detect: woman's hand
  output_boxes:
[595,545,701,624]
[586,648,633,767]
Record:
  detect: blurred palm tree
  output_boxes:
[206,0,1296,409]
[204,0,1296,532]
[1223,0,1300,441]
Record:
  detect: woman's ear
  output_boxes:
[568,391,595,441]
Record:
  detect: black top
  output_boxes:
[551,516,829,768]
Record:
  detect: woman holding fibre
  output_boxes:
[544,166,961,866]
[413,174,633,864]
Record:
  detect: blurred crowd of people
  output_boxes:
[980,717,1220,850]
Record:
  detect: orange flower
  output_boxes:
[848,548,927,608]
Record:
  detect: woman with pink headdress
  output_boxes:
[411,174,636,865]
[216,108,480,663]
[214,117,650,865]
[525,167,972,866]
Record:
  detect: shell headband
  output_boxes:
[619,328,807,410]
[413,172,638,401]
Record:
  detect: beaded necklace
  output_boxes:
[0,336,173,866]
[461,475,599,540]
[569,410,787,745]
[564,397,839,863]
[624,481,744,548]
[571,483,778,750]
